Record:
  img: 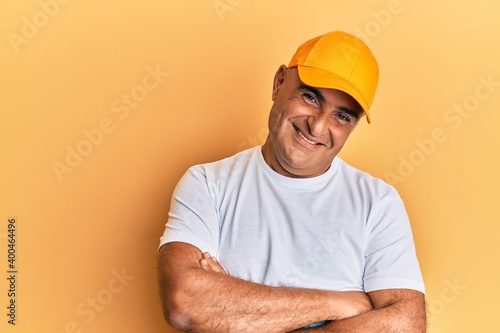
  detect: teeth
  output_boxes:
[296,128,317,145]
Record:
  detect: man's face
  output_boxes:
[262,66,364,178]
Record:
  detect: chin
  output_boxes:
[285,162,319,175]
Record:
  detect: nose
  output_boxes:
[307,111,329,137]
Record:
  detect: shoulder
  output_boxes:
[191,147,257,173]
[183,147,259,184]
[335,157,396,196]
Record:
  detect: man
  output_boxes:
[157,31,426,332]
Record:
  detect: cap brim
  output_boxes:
[296,66,371,123]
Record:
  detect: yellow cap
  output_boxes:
[288,31,379,123]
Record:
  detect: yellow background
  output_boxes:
[1,0,499,332]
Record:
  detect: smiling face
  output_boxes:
[261,66,364,178]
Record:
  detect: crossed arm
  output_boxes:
[157,241,426,333]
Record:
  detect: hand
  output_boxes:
[332,291,373,320]
[199,252,228,275]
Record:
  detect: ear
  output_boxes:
[272,65,288,101]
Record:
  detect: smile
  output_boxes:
[295,127,319,145]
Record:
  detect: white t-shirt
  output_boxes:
[160,146,425,294]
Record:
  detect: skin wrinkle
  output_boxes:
[296,83,361,121]
[262,66,362,178]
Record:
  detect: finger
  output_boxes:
[199,252,218,272]
[209,257,228,275]
[200,252,227,274]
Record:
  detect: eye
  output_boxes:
[303,93,318,104]
[335,112,351,123]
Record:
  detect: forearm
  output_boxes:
[291,291,426,333]
[158,243,371,333]
[166,266,340,332]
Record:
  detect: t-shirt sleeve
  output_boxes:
[159,166,220,255]
[363,186,425,294]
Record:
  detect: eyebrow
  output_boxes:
[297,83,361,120]
[338,106,361,120]
[297,83,326,102]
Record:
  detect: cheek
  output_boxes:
[331,128,354,147]
[268,105,291,133]
[267,109,282,134]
